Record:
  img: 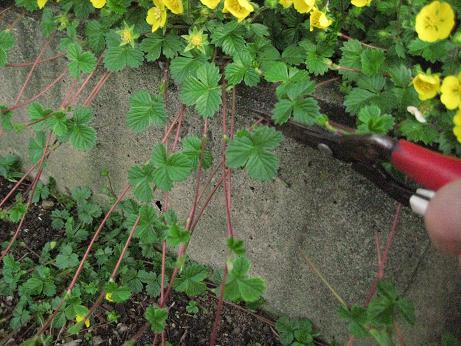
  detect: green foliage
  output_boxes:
[276,316,317,346]
[338,281,415,346]
[0,30,14,67]
[181,135,213,170]
[226,126,283,181]
[104,44,144,72]
[145,306,168,333]
[180,62,222,118]
[174,263,209,297]
[66,43,97,79]
[68,107,97,151]
[224,256,266,303]
[105,281,132,303]
[357,105,394,135]
[127,90,166,133]
[186,300,199,314]
[0,154,22,180]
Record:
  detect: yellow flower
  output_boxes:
[351,0,371,7]
[441,73,461,110]
[105,292,114,302]
[37,0,48,9]
[454,109,461,126]
[182,27,209,54]
[412,72,440,101]
[293,0,315,14]
[200,0,221,9]
[223,0,254,22]
[279,0,293,9]
[75,314,91,328]
[453,126,461,143]
[163,0,184,14]
[415,1,455,42]
[309,7,332,31]
[146,0,167,33]
[90,0,106,8]
[117,22,139,48]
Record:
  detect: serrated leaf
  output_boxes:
[344,88,376,115]
[166,223,190,247]
[145,306,168,333]
[28,131,46,163]
[170,55,208,83]
[264,61,289,83]
[181,135,213,170]
[104,45,144,72]
[127,91,166,132]
[85,20,107,53]
[360,49,385,76]
[226,126,283,181]
[105,282,132,303]
[224,256,266,302]
[140,32,163,62]
[0,30,14,51]
[272,99,293,125]
[357,105,394,134]
[173,264,208,296]
[128,164,155,202]
[180,63,222,118]
[292,97,321,125]
[399,119,439,145]
[150,144,192,191]
[67,43,97,79]
[211,22,246,58]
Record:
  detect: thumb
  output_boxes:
[424,179,461,256]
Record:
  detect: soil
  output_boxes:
[0,177,283,346]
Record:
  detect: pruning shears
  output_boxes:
[282,121,461,216]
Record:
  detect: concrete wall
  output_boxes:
[1,11,460,344]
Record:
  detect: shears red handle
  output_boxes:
[391,140,461,191]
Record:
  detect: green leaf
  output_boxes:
[264,61,289,83]
[357,105,394,134]
[344,88,376,115]
[397,298,415,325]
[181,135,212,170]
[276,316,296,345]
[55,245,79,269]
[69,108,97,151]
[28,131,46,163]
[226,126,283,181]
[104,45,144,72]
[150,144,192,191]
[227,237,245,256]
[48,112,69,137]
[145,306,168,333]
[67,43,97,79]
[166,223,190,247]
[180,63,222,118]
[15,0,38,11]
[225,54,260,87]
[173,263,208,297]
[272,99,293,125]
[170,55,208,84]
[105,282,132,303]
[292,98,321,125]
[408,39,449,63]
[162,31,184,59]
[140,32,163,62]
[72,186,92,203]
[399,119,439,145]
[127,91,166,132]
[369,328,393,346]
[211,22,246,58]
[301,40,332,76]
[282,44,305,66]
[28,102,52,130]
[85,20,107,53]
[128,164,155,202]
[224,256,266,302]
[0,30,14,51]
[338,305,369,337]
[360,49,385,76]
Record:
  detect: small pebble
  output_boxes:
[41,200,55,210]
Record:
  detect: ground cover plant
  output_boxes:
[0,0,460,345]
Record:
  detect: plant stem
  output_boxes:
[1,70,67,113]
[209,266,228,346]
[338,32,384,50]
[301,253,348,308]
[83,72,112,106]
[5,53,65,68]
[13,33,56,106]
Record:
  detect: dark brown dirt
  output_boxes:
[0,177,282,345]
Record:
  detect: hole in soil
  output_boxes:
[155,200,163,211]
[249,186,255,191]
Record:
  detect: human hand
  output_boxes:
[424,179,461,264]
